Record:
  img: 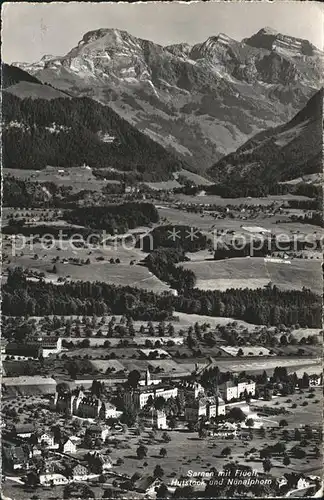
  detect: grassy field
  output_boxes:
[157,205,324,238]
[251,387,322,427]
[4,236,172,293]
[177,356,322,376]
[4,166,113,193]
[173,193,314,206]
[180,257,322,294]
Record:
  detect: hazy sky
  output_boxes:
[2,1,323,63]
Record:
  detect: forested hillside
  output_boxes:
[2,63,42,88]
[3,267,321,327]
[2,92,187,181]
[209,88,323,188]
[64,203,159,233]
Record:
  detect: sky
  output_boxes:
[2,1,323,63]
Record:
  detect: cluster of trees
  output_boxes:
[65,202,159,233]
[287,199,320,210]
[175,178,321,201]
[144,248,196,291]
[3,176,71,208]
[2,93,185,181]
[140,225,208,253]
[3,267,321,327]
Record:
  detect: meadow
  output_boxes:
[180,257,322,294]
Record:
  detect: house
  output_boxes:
[52,388,117,420]
[77,394,104,419]
[13,424,35,439]
[208,422,237,438]
[59,437,77,454]
[132,474,162,494]
[5,342,42,359]
[85,424,109,443]
[39,473,68,486]
[71,463,89,481]
[206,396,226,418]
[102,401,119,419]
[309,374,322,386]
[282,473,312,490]
[297,477,311,490]
[87,451,113,473]
[34,336,62,357]
[4,376,57,395]
[153,410,167,429]
[37,431,55,448]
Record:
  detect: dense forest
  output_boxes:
[208,89,323,190]
[3,268,321,327]
[144,248,196,291]
[2,92,186,180]
[174,179,322,199]
[64,203,159,233]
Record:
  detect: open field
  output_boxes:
[176,168,214,186]
[172,193,315,206]
[6,258,170,292]
[3,236,173,293]
[180,257,322,294]
[4,167,114,193]
[220,346,271,357]
[157,205,324,237]
[251,387,322,427]
[7,313,263,332]
[178,357,322,376]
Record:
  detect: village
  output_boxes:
[1,315,323,499]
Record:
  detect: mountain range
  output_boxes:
[13,27,323,171]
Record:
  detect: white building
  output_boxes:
[309,374,322,386]
[207,396,226,418]
[153,410,167,429]
[39,473,68,486]
[59,437,76,454]
[219,380,255,401]
[38,432,55,448]
[35,337,62,357]
[124,369,178,409]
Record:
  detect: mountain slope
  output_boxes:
[13,28,323,171]
[208,88,323,185]
[2,89,187,181]
[2,63,71,100]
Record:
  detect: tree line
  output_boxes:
[64,203,159,233]
[214,236,322,260]
[3,267,321,327]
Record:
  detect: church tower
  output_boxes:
[145,368,151,386]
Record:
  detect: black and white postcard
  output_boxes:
[1,1,323,498]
